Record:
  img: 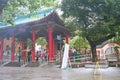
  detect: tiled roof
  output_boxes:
[0,8,54,28]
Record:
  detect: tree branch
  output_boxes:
[95,33,116,45]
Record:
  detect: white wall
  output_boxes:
[96,42,120,59]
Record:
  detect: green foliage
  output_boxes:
[36,37,47,46]
[61,0,120,61]
[27,38,32,49]
[70,36,90,50]
[1,0,57,25]
[110,32,120,43]
[26,37,47,49]
[64,17,90,50]
[61,0,120,44]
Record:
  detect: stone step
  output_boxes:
[4,62,22,67]
[0,61,5,66]
[70,62,84,68]
[25,62,39,67]
[85,64,108,68]
[85,62,108,68]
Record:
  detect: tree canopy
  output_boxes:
[61,0,120,61]
[0,0,57,24]
[0,0,8,15]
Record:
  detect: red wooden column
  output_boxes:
[11,34,15,62]
[66,34,69,44]
[21,41,24,60]
[21,41,24,52]
[31,30,36,62]
[48,24,54,62]
[51,37,54,61]
[0,38,4,61]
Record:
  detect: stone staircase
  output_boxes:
[0,61,4,66]
[25,62,39,67]
[4,62,22,67]
[85,60,109,68]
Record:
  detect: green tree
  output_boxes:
[61,0,120,61]
[36,37,47,46]
[110,32,120,43]
[0,0,57,24]
[64,17,90,51]
[26,39,32,49]
[70,35,90,51]
[0,0,8,15]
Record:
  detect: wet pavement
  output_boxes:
[0,64,120,80]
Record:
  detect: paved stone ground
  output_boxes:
[0,63,120,80]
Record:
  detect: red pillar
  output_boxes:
[51,37,54,61]
[0,38,4,61]
[48,24,54,62]
[32,30,36,62]
[21,41,24,60]
[66,34,69,44]
[21,41,24,52]
[11,34,15,62]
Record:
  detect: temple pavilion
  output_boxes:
[0,8,70,62]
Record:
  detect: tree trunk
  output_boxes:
[90,44,97,62]
[86,34,115,62]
